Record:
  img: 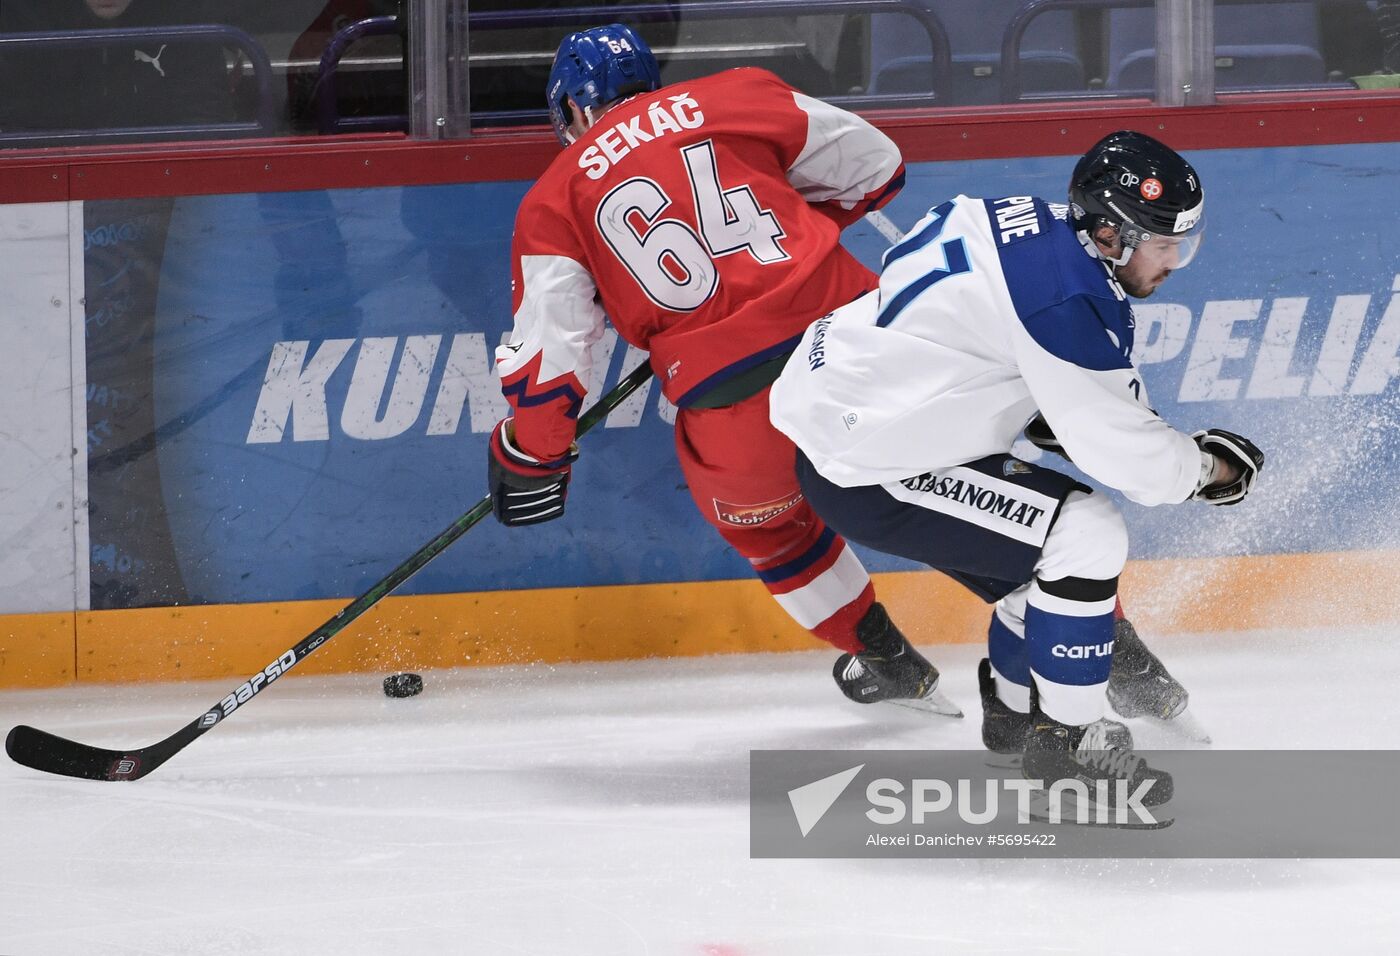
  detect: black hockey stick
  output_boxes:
[7,361,656,782]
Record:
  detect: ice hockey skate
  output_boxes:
[1107,617,1187,718]
[833,603,963,718]
[1022,713,1175,827]
[1108,618,1212,744]
[978,658,1034,754]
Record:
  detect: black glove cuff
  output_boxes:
[1192,428,1265,506]
[1024,413,1070,463]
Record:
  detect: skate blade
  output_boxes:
[1166,708,1212,745]
[1026,792,1174,830]
[1027,809,1174,830]
[1124,706,1213,747]
[883,686,964,719]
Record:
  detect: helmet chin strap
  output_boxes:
[560,103,598,145]
[1107,245,1136,269]
[1078,227,1136,268]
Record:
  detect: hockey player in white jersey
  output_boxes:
[770,131,1265,794]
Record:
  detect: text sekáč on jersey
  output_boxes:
[577,94,706,180]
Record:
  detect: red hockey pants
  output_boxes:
[672,386,875,654]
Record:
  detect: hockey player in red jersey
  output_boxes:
[486,23,947,709]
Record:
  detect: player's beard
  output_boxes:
[1115,266,1171,299]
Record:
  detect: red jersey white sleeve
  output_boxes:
[786,89,907,229]
[498,199,609,462]
[496,67,904,463]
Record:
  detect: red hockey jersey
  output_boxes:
[497,67,905,462]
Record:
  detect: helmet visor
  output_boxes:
[1132,214,1204,270]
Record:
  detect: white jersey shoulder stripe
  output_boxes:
[785,91,901,209]
[497,253,606,386]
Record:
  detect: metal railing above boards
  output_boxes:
[317,16,406,136]
[316,0,952,136]
[1001,0,1369,106]
[0,25,275,149]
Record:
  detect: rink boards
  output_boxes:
[3,140,1400,686]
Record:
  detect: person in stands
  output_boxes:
[0,0,235,137]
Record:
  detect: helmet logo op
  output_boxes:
[1139,178,1163,201]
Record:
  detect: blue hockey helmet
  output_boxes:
[547,23,661,145]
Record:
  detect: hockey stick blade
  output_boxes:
[7,362,656,782]
[6,724,184,782]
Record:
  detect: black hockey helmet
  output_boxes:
[1069,130,1205,266]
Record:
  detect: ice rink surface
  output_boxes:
[3,625,1399,955]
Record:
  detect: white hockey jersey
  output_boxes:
[769,195,1204,507]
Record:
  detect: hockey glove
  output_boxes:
[1191,429,1265,506]
[1024,413,1071,463]
[488,419,577,527]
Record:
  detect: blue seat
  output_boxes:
[1107,2,1329,93]
[870,0,1085,104]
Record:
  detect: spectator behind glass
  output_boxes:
[0,0,235,136]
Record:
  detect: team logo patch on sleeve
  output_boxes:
[714,492,803,527]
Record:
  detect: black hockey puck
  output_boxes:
[383,673,423,698]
